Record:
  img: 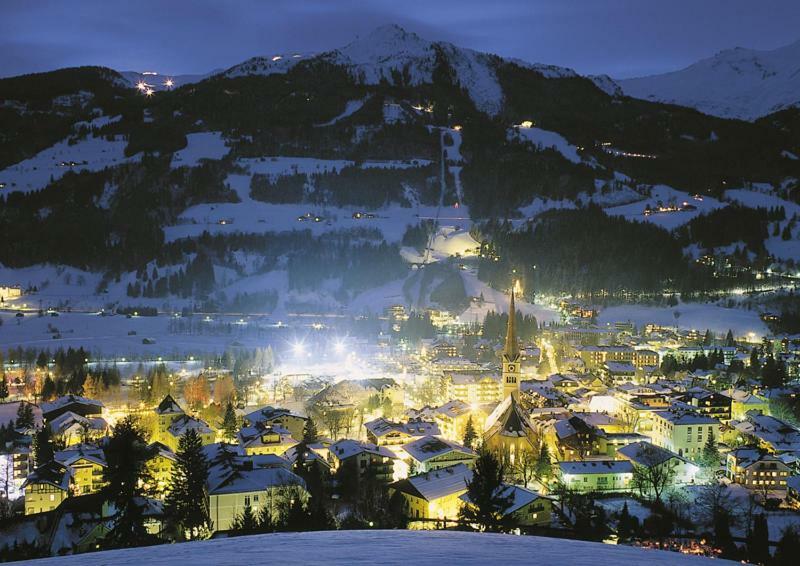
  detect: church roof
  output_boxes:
[484,394,534,439]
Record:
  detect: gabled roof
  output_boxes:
[244,406,306,426]
[402,436,475,463]
[22,461,71,490]
[728,446,787,469]
[41,395,103,416]
[392,463,471,501]
[168,414,213,437]
[48,411,107,435]
[617,441,689,468]
[209,467,304,495]
[155,394,184,415]
[484,395,534,439]
[460,484,545,515]
[54,445,107,468]
[365,417,440,439]
[330,439,396,461]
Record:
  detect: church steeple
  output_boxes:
[502,284,521,398]
[504,287,519,360]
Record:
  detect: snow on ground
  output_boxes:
[171,132,230,167]
[515,198,577,223]
[0,135,139,194]
[316,98,368,126]
[22,530,730,565]
[510,125,582,164]
[458,269,560,325]
[725,188,800,261]
[597,302,768,339]
[0,311,281,357]
[605,185,724,231]
[166,157,465,243]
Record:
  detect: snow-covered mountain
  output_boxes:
[119,69,220,91]
[617,39,800,120]
[223,24,575,116]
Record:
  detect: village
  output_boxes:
[1,287,800,561]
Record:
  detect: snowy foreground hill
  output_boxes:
[23,530,728,566]
[617,39,800,120]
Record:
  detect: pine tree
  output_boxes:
[700,430,720,479]
[15,402,34,429]
[165,429,211,540]
[102,416,154,548]
[725,330,735,347]
[0,377,8,401]
[33,426,54,466]
[462,415,477,450]
[232,503,259,534]
[535,442,552,483]
[303,418,319,444]
[458,449,514,532]
[747,513,769,565]
[41,377,56,401]
[617,502,633,541]
[221,401,239,443]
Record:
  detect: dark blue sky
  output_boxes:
[3,0,799,79]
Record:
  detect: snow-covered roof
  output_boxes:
[155,394,184,415]
[393,463,471,501]
[559,460,634,475]
[460,484,546,515]
[244,406,305,426]
[402,436,475,463]
[48,411,107,435]
[617,441,689,468]
[209,466,304,496]
[168,414,213,437]
[54,444,107,468]
[41,395,104,416]
[330,439,396,461]
[651,409,718,426]
[365,417,440,439]
[22,461,72,490]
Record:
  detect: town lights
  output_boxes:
[136,81,147,91]
[164,78,174,88]
[333,339,345,354]
[292,341,305,356]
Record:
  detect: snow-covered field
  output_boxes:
[605,185,724,231]
[0,134,139,194]
[171,132,230,167]
[511,125,582,164]
[597,302,769,338]
[22,530,731,565]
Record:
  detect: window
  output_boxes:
[244,496,251,506]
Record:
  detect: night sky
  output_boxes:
[3,0,799,79]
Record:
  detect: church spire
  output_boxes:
[504,285,519,360]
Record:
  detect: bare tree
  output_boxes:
[629,445,677,502]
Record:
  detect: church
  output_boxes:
[482,287,539,462]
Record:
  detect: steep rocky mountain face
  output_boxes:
[616,39,800,121]
[1,25,799,309]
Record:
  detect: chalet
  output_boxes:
[164,414,215,452]
[22,461,71,515]
[402,436,477,473]
[365,417,440,447]
[243,406,307,441]
[328,440,397,483]
[726,447,791,490]
[238,424,298,456]
[54,445,106,496]
[390,463,471,522]
[48,411,108,446]
[41,395,103,421]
